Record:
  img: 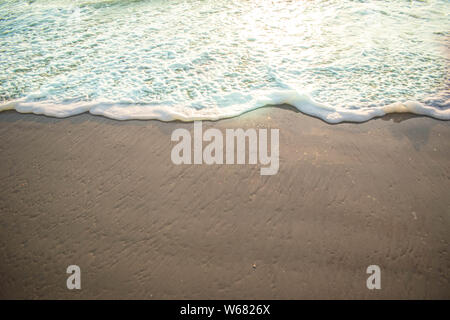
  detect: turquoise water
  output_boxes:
[0,0,449,122]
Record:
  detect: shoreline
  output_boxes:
[0,107,449,299]
[2,92,450,123]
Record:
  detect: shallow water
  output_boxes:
[0,0,449,122]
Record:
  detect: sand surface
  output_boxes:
[0,107,449,299]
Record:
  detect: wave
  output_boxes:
[1,89,449,123]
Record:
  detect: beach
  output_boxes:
[0,108,449,299]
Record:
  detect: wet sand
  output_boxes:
[0,107,449,299]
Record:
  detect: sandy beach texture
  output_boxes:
[0,107,449,299]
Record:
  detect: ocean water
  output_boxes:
[0,0,449,123]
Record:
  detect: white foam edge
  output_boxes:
[0,90,449,123]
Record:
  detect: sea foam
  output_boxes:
[1,90,449,123]
[0,0,449,123]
